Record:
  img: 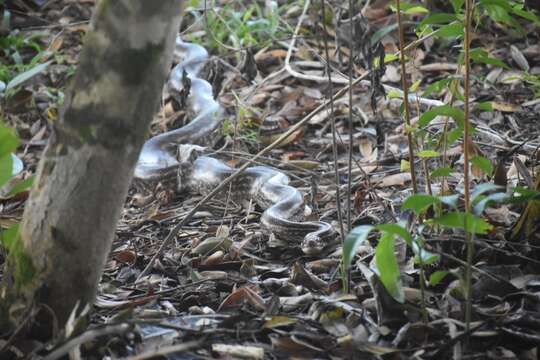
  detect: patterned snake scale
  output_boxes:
[134,37,336,255]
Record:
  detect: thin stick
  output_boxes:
[346,0,354,232]
[321,0,346,290]
[463,0,473,336]
[396,0,418,194]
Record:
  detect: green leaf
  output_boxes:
[410,233,439,264]
[419,13,457,28]
[375,232,404,303]
[6,60,52,91]
[471,156,493,176]
[384,53,399,63]
[400,159,410,172]
[402,194,441,215]
[436,23,463,38]
[509,187,540,204]
[417,150,440,158]
[387,89,402,99]
[469,48,509,69]
[0,224,19,250]
[415,248,439,265]
[429,270,449,286]
[450,0,464,13]
[419,105,464,128]
[409,79,422,93]
[390,2,427,13]
[431,166,453,178]
[511,6,540,23]
[376,223,413,245]
[422,78,452,97]
[431,211,493,234]
[404,5,429,14]
[343,225,374,270]
[7,176,34,197]
[0,123,19,156]
[476,102,493,112]
[481,2,523,31]
[0,154,13,188]
[447,128,463,144]
[479,0,511,11]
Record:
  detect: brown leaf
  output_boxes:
[113,250,137,265]
[200,250,224,266]
[290,262,327,291]
[218,286,265,311]
[376,172,411,188]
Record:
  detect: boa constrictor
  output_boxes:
[134,37,335,255]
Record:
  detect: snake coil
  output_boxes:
[134,37,335,255]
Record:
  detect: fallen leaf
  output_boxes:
[376,172,412,188]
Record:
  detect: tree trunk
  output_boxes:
[0,0,182,334]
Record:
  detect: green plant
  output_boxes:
[0,32,52,96]
[0,121,35,288]
[192,1,285,53]
[523,73,540,97]
[0,31,45,81]
[0,121,33,195]
[341,0,540,333]
[222,96,259,143]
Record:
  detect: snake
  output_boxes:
[133,37,335,255]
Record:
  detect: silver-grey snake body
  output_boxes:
[134,37,335,255]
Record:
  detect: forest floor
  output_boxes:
[1,0,540,359]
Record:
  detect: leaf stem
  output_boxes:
[463,0,474,337]
[396,0,418,195]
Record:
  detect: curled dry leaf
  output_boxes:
[376,172,412,188]
[218,286,265,311]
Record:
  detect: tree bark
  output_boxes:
[0,0,182,334]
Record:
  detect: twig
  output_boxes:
[463,0,473,337]
[396,0,418,195]
[346,0,354,233]
[321,0,346,290]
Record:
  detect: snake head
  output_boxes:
[301,233,325,256]
[176,144,205,192]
